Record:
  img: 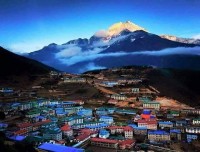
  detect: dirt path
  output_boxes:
[95,84,117,95]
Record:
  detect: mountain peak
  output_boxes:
[108,21,146,36]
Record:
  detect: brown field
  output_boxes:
[155,97,192,110]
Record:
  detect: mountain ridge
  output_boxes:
[160,34,200,45]
[25,21,200,73]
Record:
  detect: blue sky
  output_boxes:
[0,0,200,53]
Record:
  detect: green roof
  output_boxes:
[170,110,179,114]
[43,128,61,134]
[109,135,125,140]
[25,136,45,143]
[193,118,200,121]
[60,115,83,122]
[143,101,160,104]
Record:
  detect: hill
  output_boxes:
[0,47,56,87]
[85,66,200,107]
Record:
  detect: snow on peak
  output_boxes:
[108,21,146,36]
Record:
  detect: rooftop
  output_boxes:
[170,129,181,134]
[119,139,135,146]
[123,126,133,131]
[85,123,108,129]
[61,125,71,131]
[99,129,109,135]
[159,121,173,125]
[75,133,90,141]
[91,137,118,144]
[143,101,160,104]
[9,135,26,141]
[14,129,27,135]
[148,130,169,135]
[43,127,61,134]
[17,122,32,128]
[38,143,84,152]
[100,116,113,119]
[137,119,157,124]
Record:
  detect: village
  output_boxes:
[0,68,200,152]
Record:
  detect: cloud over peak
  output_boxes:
[94,30,109,38]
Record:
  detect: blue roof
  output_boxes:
[38,143,84,152]
[148,130,169,135]
[77,109,92,115]
[100,116,113,119]
[9,135,26,141]
[55,107,64,110]
[99,129,109,135]
[85,123,108,129]
[62,101,76,105]
[176,120,187,123]
[37,116,46,119]
[159,121,173,125]
[143,109,151,114]
[56,111,68,115]
[170,129,181,134]
[128,124,137,127]
[0,123,8,127]
[129,125,147,130]
[11,103,21,107]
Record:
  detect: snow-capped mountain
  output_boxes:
[64,38,89,46]
[108,21,146,36]
[26,21,200,73]
[160,35,200,45]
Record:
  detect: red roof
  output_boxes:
[137,119,157,124]
[56,140,66,144]
[141,114,151,119]
[75,133,90,141]
[17,122,32,128]
[119,139,135,146]
[33,119,51,127]
[14,129,27,135]
[79,128,96,135]
[61,125,71,132]
[91,138,118,144]
[123,126,133,131]
[107,126,133,132]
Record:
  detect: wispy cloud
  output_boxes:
[55,44,104,65]
[94,30,109,38]
[55,46,200,66]
[140,46,200,56]
[192,33,200,39]
[55,45,82,58]
[78,62,106,73]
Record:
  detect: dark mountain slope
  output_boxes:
[0,47,56,87]
[85,66,200,107]
[147,68,200,107]
[102,31,196,53]
[0,47,55,76]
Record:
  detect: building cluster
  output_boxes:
[0,97,200,152]
[0,69,200,151]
